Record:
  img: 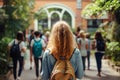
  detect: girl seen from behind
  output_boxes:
[41,21,84,80]
[77,30,88,71]
[8,31,26,80]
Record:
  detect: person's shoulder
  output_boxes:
[44,49,51,56]
[73,48,80,55]
[40,38,45,41]
[11,39,15,43]
[77,38,81,41]
[78,38,82,40]
[19,41,26,46]
[20,41,25,43]
[85,38,88,41]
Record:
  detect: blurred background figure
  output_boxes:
[28,30,34,70]
[77,30,88,71]
[86,32,92,70]
[93,31,106,77]
[8,31,26,80]
[30,31,45,80]
[44,31,50,47]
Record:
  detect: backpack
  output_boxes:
[50,52,76,80]
[32,39,42,58]
[10,40,21,58]
[96,40,105,51]
[29,35,34,44]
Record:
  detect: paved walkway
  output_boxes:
[9,50,120,80]
[82,57,120,80]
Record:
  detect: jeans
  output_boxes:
[87,51,90,69]
[95,52,104,73]
[34,57,42,77]
[82,56,86,71]
[12,56,24,79]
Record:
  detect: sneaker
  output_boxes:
[17,77,21,80]
[88,68,90,70]
[97,73,101,77]
[36,77,39,80]
[30,66,32,70]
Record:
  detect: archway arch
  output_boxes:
[34,3,75,30]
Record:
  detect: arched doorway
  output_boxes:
[34,3,75,30]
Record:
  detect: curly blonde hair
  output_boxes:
[47,21,77,60]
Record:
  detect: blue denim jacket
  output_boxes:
[41,48,84,80]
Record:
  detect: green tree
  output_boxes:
[0,8,8,39]
[82,0,120,20]
[3,0,34,38]
[85,0,120,64]
[0,0,34,75]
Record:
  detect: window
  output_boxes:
[77,0,82,9]
[87,19,103,28]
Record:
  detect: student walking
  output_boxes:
[30,31,45,80]
[93,31,106,77]
[86,33,91,70]
[41,21,84,80]
[28,30,34,70]
[77,30,88,71]
[8,31,26,80]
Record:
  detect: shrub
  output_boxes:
[0,37,12,75]
[106,42,120,66]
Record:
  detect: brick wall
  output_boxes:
[34,0,91,30]
[0,0,95,30]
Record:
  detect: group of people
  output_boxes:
[8,21,106,80]
[75,29,106,77]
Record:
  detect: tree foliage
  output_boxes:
[0,8,8,24]
[82,0,120,19]
[84,0,120,63]
[3,0,34,38]
[0,8,8,39]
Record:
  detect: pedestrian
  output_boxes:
[28,30,34,70]
[86,33,92,70]
[44,31,50,47]
[8,31,26,80]
[30,31,45,80]
[77,30,88,71]
[41,21,84,80]
[93,31,106,77]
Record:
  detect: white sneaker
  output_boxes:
[17,77,21,80]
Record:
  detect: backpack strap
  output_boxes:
[12,40,21,46]
[18,41,21,45]
[69,48,76,60]
[34,39,41,43]
[48,48,76,61]
[11,40,15,47]
[47,49,57,61]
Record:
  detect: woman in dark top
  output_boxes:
[94,31,106,77]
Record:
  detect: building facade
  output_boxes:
[0,0,109,31]
[33,0,92,31]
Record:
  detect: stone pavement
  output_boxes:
[9,49,120,80]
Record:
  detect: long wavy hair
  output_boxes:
[95,31,104,41]
[47,21,77,60]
